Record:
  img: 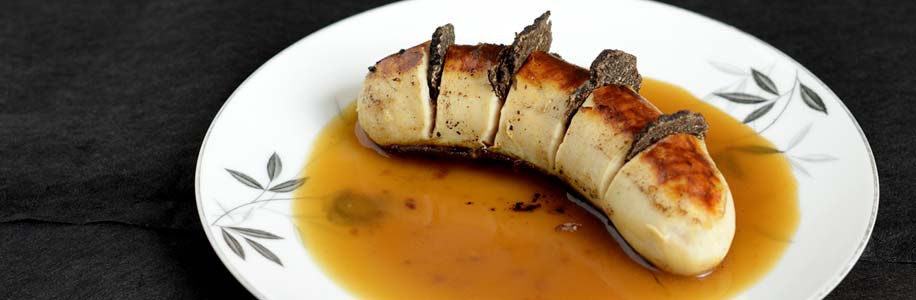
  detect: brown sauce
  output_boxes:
[294,78,799,300]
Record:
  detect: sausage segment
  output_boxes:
[433,44,505,147]
[357,42,433,145]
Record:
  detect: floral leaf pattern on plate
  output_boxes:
[226,169,264,190]
[213,153,313,267]
[796,154,837,162]
[709,63,831,134]
[246,237,284,266]
[744,102,775,123]
[708,60,747,76]
[267,152,282,181]
[229,227,284,240]
[710,63,838,177]
[788,159,811,176]
[800,83,827,114]
[222,228,245,259]
[785,123,813,151]
[751,69,779,95]
[269,178,308,193]
[732,145,782,154]
[714,92,769,104]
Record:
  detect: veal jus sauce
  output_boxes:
[293,78,799,300]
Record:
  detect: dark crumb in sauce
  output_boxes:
[512,202,541,212]
[466,201,474,205]
[510,192,549,212]
[489,207,496,211]
[555,222,581,232]
[554,207,565,214]
[405,198,416,210]
[433,167,449,179]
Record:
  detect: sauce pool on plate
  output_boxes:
[294,78,799,300]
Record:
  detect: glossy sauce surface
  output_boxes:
[295,78,799,300]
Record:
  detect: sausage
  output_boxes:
[357,42,434,146]
[432,43,505,148]
[354,11,735,276]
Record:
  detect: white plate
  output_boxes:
[195,0,879,299]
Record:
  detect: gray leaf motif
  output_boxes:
[800,83,828,114]
[269,177,308,193]
[221,228,245,259]
[709,60,747,76]
[226,169,264,190]
[732,145,781,154]
[744,102,775,123]
[712,151,743,178]
[267,152,282,181]
[751,69,779,95]
[788,158,811,177]
[245,238,283,266]
[785,123,813,151]
[714,92,768,104]
[228,227,283,239]
[796,154,838,162]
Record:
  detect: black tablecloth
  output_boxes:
[1,1,913,299]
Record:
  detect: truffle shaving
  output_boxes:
[589,49,641,91]
[627,110,709,160]
[566,49,643,122]
[428,23,455,101]
[489,11,552,100]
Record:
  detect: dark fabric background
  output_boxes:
[0,0,912,299]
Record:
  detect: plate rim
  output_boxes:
[193,1,880,299]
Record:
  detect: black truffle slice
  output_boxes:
[489,11,552,100]
[428,23,455,101]
[589,49,641,91]
[626,110,709,161]
[566,49,643,122]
